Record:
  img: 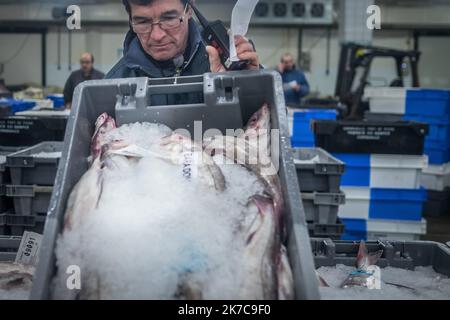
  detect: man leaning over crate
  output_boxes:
[106,0,260,105]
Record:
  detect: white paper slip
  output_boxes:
[229,0,259,62]
[289,80,299,88]
[15,231,43,267]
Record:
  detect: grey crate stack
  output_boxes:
[0,142,62,236]
[0,235,22,262]
[293,148,346,240]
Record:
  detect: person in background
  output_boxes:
[106,0,259,106]
[63,52,105,109]
[277,53,310,107]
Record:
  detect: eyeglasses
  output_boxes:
[131,4,189,35]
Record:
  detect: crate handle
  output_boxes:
[33,186,54,194]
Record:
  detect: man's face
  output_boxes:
[130,0,191,61]
[281,56,295,71]
[80,55,93,74]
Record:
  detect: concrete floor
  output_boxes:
[422,215,450,245]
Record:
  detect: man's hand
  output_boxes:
[206,35,260,73]
[293,84,301,92]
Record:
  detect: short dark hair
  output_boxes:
[122,0,189,17]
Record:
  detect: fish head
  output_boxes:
[355,241,383,270]
[245,104,270,134]
[91,113,116,159]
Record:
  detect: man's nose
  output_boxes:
[150,24,166,42]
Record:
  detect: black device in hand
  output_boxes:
[189,1,250,71]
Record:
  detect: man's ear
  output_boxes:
[187,3,194,19]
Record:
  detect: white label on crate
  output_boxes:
[15,231,43,266]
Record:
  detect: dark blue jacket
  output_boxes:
[280,68,310,105]
[106,19,209,106]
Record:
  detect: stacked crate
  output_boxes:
[288,108,337,148]
[420,163,450,217]
[0,235,21,262]
[311,120,429,241]
[1,142,62,236]
[366,87,450,218]
[292,147,346,240]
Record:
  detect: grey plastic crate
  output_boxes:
[0,184,10,213]
[293,148,345,193]
[0,213,9,235]
[308,220,345,240]
[6,185,53,216]
[8,214,45,236]
[423,188,450,218]
[302,192,346,224]
[310,238,450,277]
[0,155,6,185]
[30,71,320,300]
[0,236,21,262]
[6,142,63,186]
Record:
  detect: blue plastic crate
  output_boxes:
[369,188,427,221]
[406,89,450,116]
[46,95,65,109]
[291,109,337,147]
[291,137,314,148]
[424,140,450,164]
[0,99,36,114]
[341,218,367,240]
[292,109,338,121]
[332,154,370,187]
[404,114,450,142]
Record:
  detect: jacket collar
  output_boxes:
[123,19,203,77]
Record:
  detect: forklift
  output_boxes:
[335,42,421,119]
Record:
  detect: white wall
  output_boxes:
[44,26,128,87]
[0,34,42,85]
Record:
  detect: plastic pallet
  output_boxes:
[6,141,62,186]
[6,185,53,216]
[293,148,345,193]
